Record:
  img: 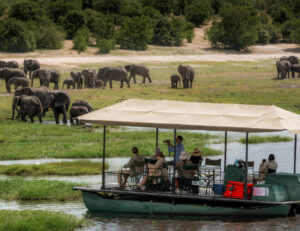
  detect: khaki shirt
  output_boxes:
[148,158,168,179]
[176,160,195,179]
[259,160,278,180]
[124,154,144,175]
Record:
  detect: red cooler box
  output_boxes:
[223,181,253,199]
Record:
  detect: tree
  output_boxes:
[0,18,36,52]
[46,0,82,22]
[118,16,154,50]
[73,27,89,52]
[206,5,259,50]
[291,18,300,44]
[142,0,175,15]
[184,0,213,26]
[9,0,45,22]
[93,0,121,14]
[98,39,114,53]
[0,2,7,17]
[120,0,143,17]
[62,10,86,39]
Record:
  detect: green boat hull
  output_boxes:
[81,191,291,217]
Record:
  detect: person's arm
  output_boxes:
[153,158,163,169]
[124,157,134,168]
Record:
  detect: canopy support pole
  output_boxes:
[101,125,106,190]
[172,129,177,194]
[245,133,249,162]
[156,128,159,147]
[224,131,228,171]
[294,134,297,174]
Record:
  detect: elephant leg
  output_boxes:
[67,85,70,89]
[298,72,300,78]
[190,80,193,88]
[21,113,27,122]
[147,74,152,83]
[277,71,279,79]
[5,79,9,93]
[38,112,42,123]
[54,110,59,124]
[62,106,67,124]
[132,74,136,84]
[120,81,123,88]
[292,70,295,78]
[109,80,113,89]
[30,116,34,123]
[127,80,130,88]
[142,76,145,84]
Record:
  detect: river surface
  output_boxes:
[1,129,300,230]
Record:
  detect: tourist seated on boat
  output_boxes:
[117,146,144,190]
[150,147,161,159]
[189,148,203,165]
[165,135,185,163]
[138,151,168,190]
[259,154,278,179]
[176,151,195,179]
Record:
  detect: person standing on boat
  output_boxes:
[165,135,185,163]
[117,146,144,190]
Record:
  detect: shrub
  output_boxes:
[185,21,195,43]
[142,0,175,15]
[0,2,7,17]
[206,5,259,50]
[93,0,121,14]
[120,0,143,17]
[9,0,45,22]
[62,10,86,39]
[257,28,270,44]
[291,18,300,44]
[98,39,114,54]
[47,0,82,22]
[118,16,154,50]
[0,18,36,52]
[27,17,65,49]
[73,27,89,52]
[184,0,214,26]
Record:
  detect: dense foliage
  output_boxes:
[0,0,300,52]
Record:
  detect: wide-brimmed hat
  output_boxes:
[191,148,202,156]
[179,151,190,160]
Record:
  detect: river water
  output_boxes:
[0,130,300,230]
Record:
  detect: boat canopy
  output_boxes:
[78,99,300,134]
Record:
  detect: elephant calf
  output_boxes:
[72,100,95,112]
[49,90,70,124]
[12,95,42,123]
[276,60,290,79]
[95,79,103,88]
[70,106,89,124]
[170,74,181,88]
[7,77,29,93]
[63,78,74,89]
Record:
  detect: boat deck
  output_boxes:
[74,185,300,206]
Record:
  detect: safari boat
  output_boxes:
[74,99,300,217]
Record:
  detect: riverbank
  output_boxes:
[0,179,81,201]
[0,160,107,176]
[0,210,87,231]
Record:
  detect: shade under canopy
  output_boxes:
[78,99,300,134]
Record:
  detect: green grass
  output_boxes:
[0,120,220,160]
[0,210,87,231]
[0,160,107,176]
[0,179,81,201]
[239,135,293,144]
[1,60,300,160]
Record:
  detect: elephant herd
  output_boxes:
[12,86,95,124]
[0,59,196,93]
[276,56,300,79]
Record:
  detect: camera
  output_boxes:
[163,139,170,143]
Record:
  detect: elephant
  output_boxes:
[70,71,83,89]
[63,78,74,89]
[70,106,89,124]
[0,68,26,92]
[82,69,96,88]
[7,77,29,93]
[95,79,103,88]
[49,90,70,124]
[97,67,130,89]
[170,74,181,88]
[31,69,60,89]
[178,65,195,88]
[124,64,152,84]
[14,86,51,116]
[24,59,40,78]
[72,100,95,112]
[276,60,291,79]
[291,64,300,78]
[12,95,42,123]
[280,56,299,65]
[0,60,19,68]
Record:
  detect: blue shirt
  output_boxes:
[168,143,185,162]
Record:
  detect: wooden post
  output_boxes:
[156,128,159,147]
[224,131,228,171]
[172,129,177,194]
[101,125,106,190]
[294,134,297,174]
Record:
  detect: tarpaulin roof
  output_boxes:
[78,99,300,134]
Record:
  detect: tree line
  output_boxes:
[0,0,299,52]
